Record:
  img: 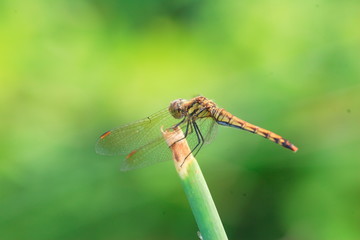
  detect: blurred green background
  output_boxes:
[1,0,360,239]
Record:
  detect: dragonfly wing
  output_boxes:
[203,119,218,144]
[95,108,178,156]
[196,118,218,144]
[120,125,190,171]
[120,136,172,171]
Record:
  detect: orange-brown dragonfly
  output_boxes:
[96,96,297,171]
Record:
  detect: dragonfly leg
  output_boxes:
[173,116,187,128]
[180,120,204,167]
[173,107,204,144]
[192,121,205,157]
[170,119,191,147]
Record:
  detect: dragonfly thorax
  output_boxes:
[169,98,187,119]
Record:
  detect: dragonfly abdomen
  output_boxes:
[213,108,298,152]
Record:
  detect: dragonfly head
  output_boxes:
[169,98,186,119]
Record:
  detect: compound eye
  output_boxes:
[169,99,185,119]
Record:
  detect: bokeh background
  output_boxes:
[1,0,360,239]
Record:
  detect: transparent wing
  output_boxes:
[96,108,219,171]
[120,134,176,171]
[197,118,218,144]
[203,119,218,144]
[95,108,178,156]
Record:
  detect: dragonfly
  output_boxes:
[96,96,298,171]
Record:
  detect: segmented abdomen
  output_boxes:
[212,108,298,152]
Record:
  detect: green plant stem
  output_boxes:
[162,127,228,240]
